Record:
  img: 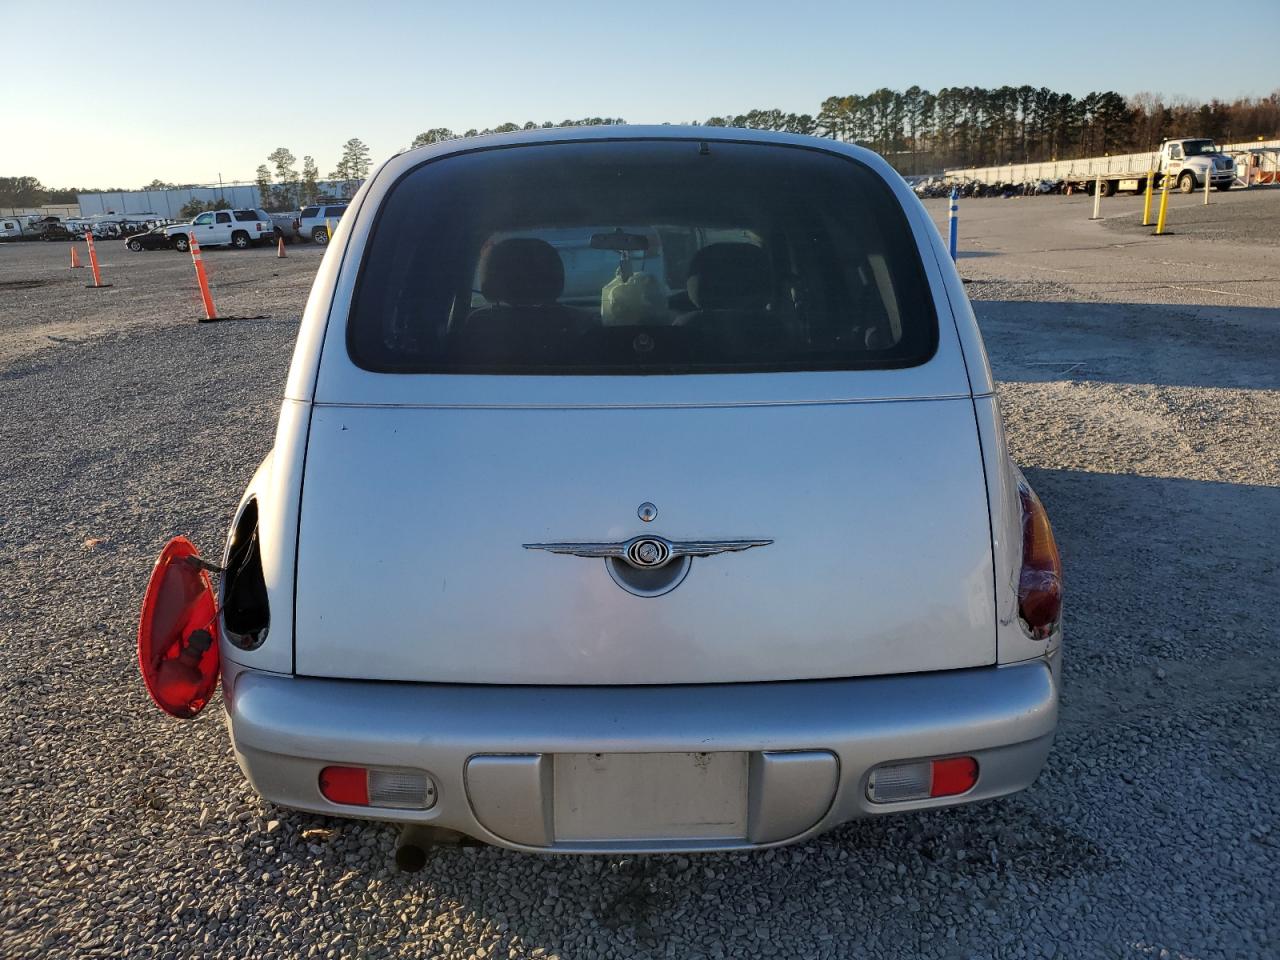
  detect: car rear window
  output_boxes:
[348,140,938,375]
[300,206,319,219]
[324,206,348,218]
[233,210,258,221]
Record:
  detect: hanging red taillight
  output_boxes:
[138,536,221,718]
[1016,478,1063,639]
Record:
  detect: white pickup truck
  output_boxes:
[165,209,276,251]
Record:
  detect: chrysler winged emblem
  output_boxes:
[523,535,772,570]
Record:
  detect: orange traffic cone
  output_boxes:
[277,234,287,258]
[188,235,217,321]
[70,246,84,268]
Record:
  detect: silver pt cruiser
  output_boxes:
[139,125,1062,855]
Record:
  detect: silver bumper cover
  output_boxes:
[224,655,1058,852]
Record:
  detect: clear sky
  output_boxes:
[3,0,1276,188]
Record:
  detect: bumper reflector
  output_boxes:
[867,756,978,803]
[319,766,437,810]
[370,769,436,809]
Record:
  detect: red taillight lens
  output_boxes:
[319,766,369,806]
[929,757,979,797]
[137,536,221,719]
[1017,479,1062,639]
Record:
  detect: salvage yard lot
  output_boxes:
[2,190,1278,959]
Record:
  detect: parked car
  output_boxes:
[38,223,73,241]
[126,226,176,251]
[0,218,20,241]
[139,127,1062,859]
[298,202,348,244]
[165,209,275,251]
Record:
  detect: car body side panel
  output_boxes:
[904,186,996,398]
[293,398,996,684]
[217,398,310,676]
[973,396,1062,663]
[283,174,380,403]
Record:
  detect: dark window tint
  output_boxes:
[300,206,319,219]
[233,210,258,221]
[324,206,347,218]
[348,140,937,374]
[215,212,231,224]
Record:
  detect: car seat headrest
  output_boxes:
[479,238,565,306]
[686,243,770,312]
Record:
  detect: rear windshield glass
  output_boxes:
[348,140,938,374]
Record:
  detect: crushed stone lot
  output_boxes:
[2,193,1278,959]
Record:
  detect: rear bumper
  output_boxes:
[224,654,1059,852]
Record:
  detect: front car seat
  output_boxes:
[457,237,589,364]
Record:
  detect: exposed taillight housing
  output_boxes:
[1016,478,1062,639]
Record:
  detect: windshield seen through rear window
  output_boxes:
[347,140,938,374]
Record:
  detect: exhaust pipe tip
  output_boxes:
[395,824,476,871]
[395,839,429,873]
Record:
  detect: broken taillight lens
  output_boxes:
[1016,479,1062,639]
[138,536,221,718]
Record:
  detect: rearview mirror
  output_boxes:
[591,229,649,253]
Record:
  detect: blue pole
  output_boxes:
[948,187,959,262]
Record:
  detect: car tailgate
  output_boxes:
[293,398,995,684]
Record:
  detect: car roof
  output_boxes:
[399,124,881,165]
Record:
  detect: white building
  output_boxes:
[77,180,359,218]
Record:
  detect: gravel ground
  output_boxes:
[2,197,1278,960]
[1095,184,1280,247]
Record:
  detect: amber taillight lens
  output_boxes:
[1017,479,1062,639]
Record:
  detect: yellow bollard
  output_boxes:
[1155,173,1171,235]
[1203,166,1211,205]
[326,218,333,242]
[1141,168,1155,226]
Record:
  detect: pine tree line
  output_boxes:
[706,87,1280,172]
[409,90,1279,175]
